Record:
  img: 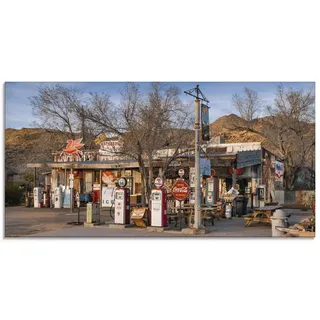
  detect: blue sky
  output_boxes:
[5,82,315,129]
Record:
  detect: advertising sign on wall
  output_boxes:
[275,161,284,182]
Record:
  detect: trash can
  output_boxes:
[234,196,248,217]
[86,202,100,224]
[270,209,287,237]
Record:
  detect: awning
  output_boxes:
[237,150,262,169]
[27,160,140,170]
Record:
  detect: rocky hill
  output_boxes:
[5,115,285,178]
[209,114,280,156]
[5,128,67,177]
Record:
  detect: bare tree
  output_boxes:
[230,84,315,190]
[29,83,193,203]
[30,84,81,139]
[232,87,263,121]
[30,84,101,147]
[264,85,315,189]
[84,82,192,205]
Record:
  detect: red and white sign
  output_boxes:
[178,169,185,177]
[61,138,85,160]
[154,177,164,188]
[172,179,189,201]
[275,160,284,182]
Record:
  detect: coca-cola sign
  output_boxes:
[172,179,189,201]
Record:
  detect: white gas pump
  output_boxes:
[114,178,130,225]
[54,186,63,208]
[33,187,42,208]
[63,186,71,208]
[151,177,168,227]
[101,187,115,207]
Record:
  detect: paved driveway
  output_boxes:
[5,206,312,238]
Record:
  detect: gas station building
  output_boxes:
[27,138,283,208]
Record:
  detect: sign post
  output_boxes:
[172,176,189,230]
[184,85,209,230]
[69,169,74,213]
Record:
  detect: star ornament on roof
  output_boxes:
[62,138,85,159]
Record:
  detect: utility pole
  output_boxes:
[184,85,209,229]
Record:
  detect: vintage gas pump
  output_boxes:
[43,186,51,208]
[63,186,71,208]
[93,181,101,203]
[54,186,63,208]
[151,177,168,227]
[114,177,130,224]
[33,187,42,208]
[245,185,252,208]
[205,177,215,206]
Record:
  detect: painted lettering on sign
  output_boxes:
[172,179,189,201]
[100,140,122,150]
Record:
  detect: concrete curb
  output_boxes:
[108,223,136,229]
[84,222,101,227]
[181,227,208,235]
[146,226,165,232]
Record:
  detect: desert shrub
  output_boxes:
[5,182,24,206]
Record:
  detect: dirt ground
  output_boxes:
[4,205,312,238]
[4,206,115,237]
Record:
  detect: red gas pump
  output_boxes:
[43,186,51,208]
[150,177,168,227]
[92,182,100,203]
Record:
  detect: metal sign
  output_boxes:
[178,169,185,177]
[189,167,195,187]
[201,104,210,141]
[102,170,117,185]
[154,177,164,188]
[118,177,127,188]
[275,161,284,181]
[62,138,85,160]
[169,160,182,167]
[172,179,189,201]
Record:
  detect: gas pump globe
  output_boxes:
[114,177,130,225]
[150,177,168,227]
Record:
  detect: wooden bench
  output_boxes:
[243,206,283,227]
[243,214,270,227]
